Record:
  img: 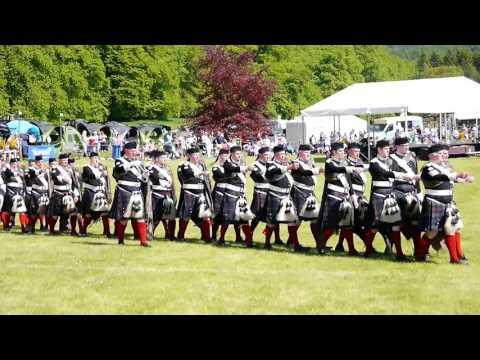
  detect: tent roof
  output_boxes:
[101,121,131,134]
[302,76,480,117]
[29,121,54,134]
[137,124,169,133]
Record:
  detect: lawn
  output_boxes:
[0,155,479,314]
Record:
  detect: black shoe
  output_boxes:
[334,245,345,253]
[216,239,225,246]
[235,238,245,243]
[294,245,309,253]
[395,254,410,262]
[317,247,327,255]
[177,237,185,242]
[274,239,284,245]
[264,243,272,250]
[140,242,151,247]
[80,233,88,238]
[450,260,468,265]
[245,242,256,248]
[118,240,125,245]
[348,250,359,256]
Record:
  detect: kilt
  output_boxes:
[419,197,449,233]
[212,183,226,221]
[151,190,176,222]
[265,187,294,224]
[352,192,369,235]
[48,190,77,217]
[290,185,315,222]
[393,189,422,239]
[2,187,25,212]
[25,189,32,215]
[176,189,205,221]
[80,188,108,219]
[318,189,350,230]
[366,188,395,229]
[109,186,144,221]
[250,187,268,222]
[28,189,49,216]
[222,185,247,224]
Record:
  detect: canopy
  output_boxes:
[100,121,131,137]
[70,119,103,135]
[7,119,41,139]
[302,76,480,117]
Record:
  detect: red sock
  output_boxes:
[288,225,300,247]
[322,228,335,246]
[242,225,253,246]
[274,224,281,242]
[117,221,127,243]
[82,217,92,234]
[48,217,57,233]
[161,220,168,236]
[263,226,274,246]
[29,216,38,233]
[310,222,321,246]
[20,213,29,231]
[391,230,404,257]
[70,215,78,235]
[342,228,356,254]
[363,229,376,254]
[39,215,46,228]
[219,224,229,241]
[455,232,463,258]
[136,221,148,244]
[167,220,176,240]
[1,212,10,230]
[445,234,459,263]
[337,229,346,249]
[417,234,430,258]
[234,224,242,241]
[178,219,189,239]
[412,230,422,257]
[202,219,211,240]
[102,216,111,236]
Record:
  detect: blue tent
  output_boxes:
[7,120,41,140]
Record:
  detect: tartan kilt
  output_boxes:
[212,184,225,221]
[108,186,143,221]
[151,190,176,222]
[222,186,248,224]
[265,193,286,224]
[25,190,32,214]
[176,189,203,221]
[353,191,369,235]
[419,197,449,233]
[318,189,350,230]
[80,188,108,220]
[2,187,25,213]
[48,190,77,217]
[366,189,393,229]
[290,185,315,222]
[28,189,49,216]
[250,188,268,222]
[393,190,422,223]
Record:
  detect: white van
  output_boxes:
[373,116,423,141]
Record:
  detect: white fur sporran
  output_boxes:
[123,191,144,219]
[91,192,109,212]
[0,194,4,212]
[405,192,421,219]
[62,194,76,213]
[197,194,213,219]
[235,197,255,221]
[380,195,402,223]
[11,194,27,213]
[299,195,319,220]
[444,204,462,235]
[276,198,298,223]
[162,196,176,220]
[338,198,354,227]
[39,194,50,207]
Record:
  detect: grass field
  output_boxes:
[1,155,479,314]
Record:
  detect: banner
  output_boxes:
[27,145,57,161]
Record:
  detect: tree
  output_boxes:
[191,46,276,139]
[430,51,441,67]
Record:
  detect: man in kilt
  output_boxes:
[146,150,176,240]
[390,137,423,259]
[334,142,369,252]
[363,140,419,260]
[79,152,112,237]
[176,147,213,242]
[1,158,29,232]
[47,154,81,235]
[418,144,474,264]
[211,148,243,244]
[264,145,299,249]
[220,146,255,247]
[26,155,50,234]
[109,142,150,247]
[0,160,6,228]
[288,144,323,252]
[317,143,367,255]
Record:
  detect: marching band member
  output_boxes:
[289,144,323,252]
[26,155,50,234]
[176,147,213,242]
[419,144,474,264]
[147,150,176,240]
[1,158,29,232]
[79,152,111,237]
[109,142,150,247]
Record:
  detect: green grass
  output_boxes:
[1,155,480,314]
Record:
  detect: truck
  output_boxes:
[372,115,424,141]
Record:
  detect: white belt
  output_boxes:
[352,184,365,192]
[152,185,171,191]
[254,183,269,190]
[118,180,141,187]
[215,183,227,189]
[327,183,348,194]
[0,185,6,191]
[83,183,103,192]
[293,181,315,191]
[54,185,70,191]
[425,189,452,196]
[372,181,392,188]
[269,184,290,194]
[7,183,22,188]
[32,184,48,191]
[182,184,204,190]
[224,183,244,193]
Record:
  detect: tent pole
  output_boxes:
[367,114,371,161]
[476,117,478,141]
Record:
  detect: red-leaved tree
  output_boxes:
[190,46,276,140]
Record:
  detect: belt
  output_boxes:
[372,181,392,188]
[215,183,227,189]
[293,181,315,191]
[425,189,452,196]
[254,183,269,190]
[32,184,48,191]
[0,185,5,191]
[327,183,348,194]
[224,183,244,193]
[152,185,171,191]
[269,184,290,194]
[54,185,70,191]
[7,183,22,188]
[352,184,365,192]
[83,183,103,192]
[118,180,141,187]
[182,183,204,190]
